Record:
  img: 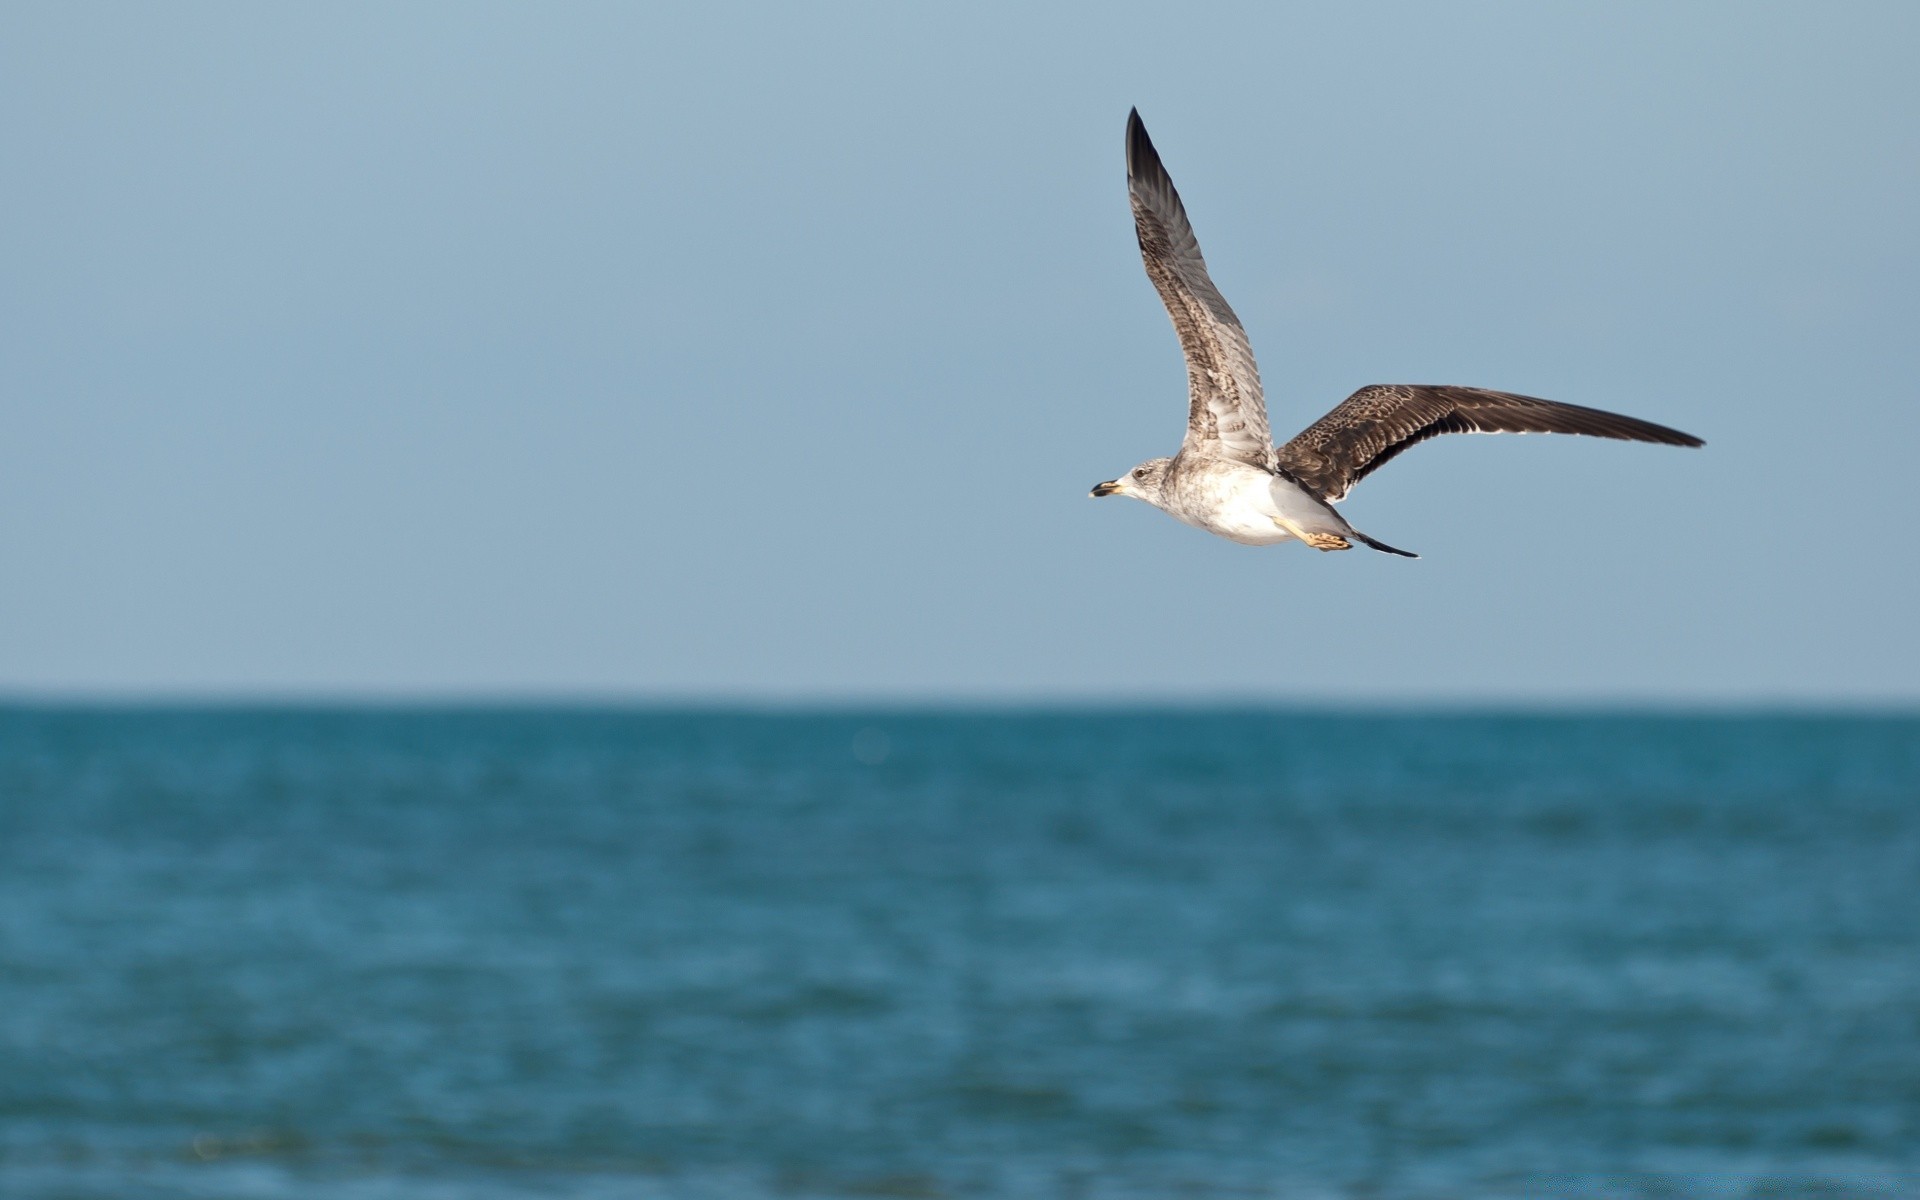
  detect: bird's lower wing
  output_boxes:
[1276,384,1703,501]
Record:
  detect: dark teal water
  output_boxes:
[1,709,1917,1199]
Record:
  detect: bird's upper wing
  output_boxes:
[1127,110,1272,467]
[1277,384,1704,501]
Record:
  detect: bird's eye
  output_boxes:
[1132,468,1145,478]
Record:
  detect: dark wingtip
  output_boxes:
[1619,412,1704,448]
[1125,107,1155,178]
[1353,531,1419,559]
[1571,403,1704,449]
[1637,423,1704,448]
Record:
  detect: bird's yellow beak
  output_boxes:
[1090,480,1121,498]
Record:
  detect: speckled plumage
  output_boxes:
[1093,110,1704,557]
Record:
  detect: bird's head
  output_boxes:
[1090,457,1171,504]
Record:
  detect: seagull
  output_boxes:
[1092,109,1703,558]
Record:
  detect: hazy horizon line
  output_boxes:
[2,689,1915,718]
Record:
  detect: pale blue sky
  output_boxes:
[2,2,1916,701]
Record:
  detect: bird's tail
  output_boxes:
[1352,530,1418,558]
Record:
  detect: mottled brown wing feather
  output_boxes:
[1277,384,1704,501]
[1127,110,1272,467]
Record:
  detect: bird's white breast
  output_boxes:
[1165,462,1292,546]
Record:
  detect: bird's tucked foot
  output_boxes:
[1272,514,1352,551]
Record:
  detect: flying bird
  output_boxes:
[1092,110,1703,558]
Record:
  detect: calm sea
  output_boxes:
[1,708,1916,1199]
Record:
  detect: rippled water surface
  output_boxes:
[2,708,1917,1198]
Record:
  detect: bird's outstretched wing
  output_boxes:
[1127,109,1272,467]
[1277,384,1704,501]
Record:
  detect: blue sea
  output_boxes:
[2,708,1917,1199]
